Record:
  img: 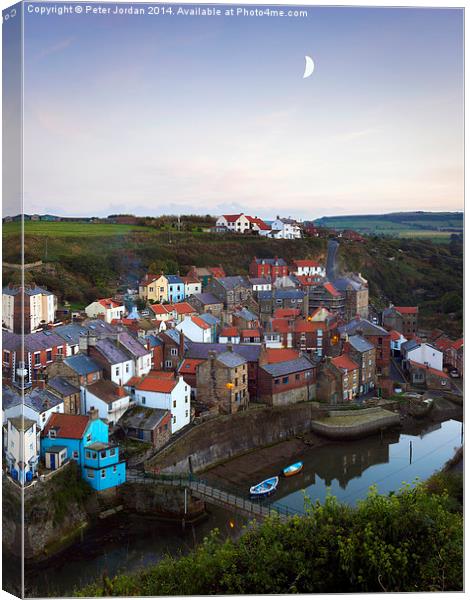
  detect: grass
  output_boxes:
[3,222,156,237]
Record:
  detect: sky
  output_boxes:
[9,3,465,219]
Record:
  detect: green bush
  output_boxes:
[76,483,462,596]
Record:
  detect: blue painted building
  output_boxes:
[40,411,126,490]
[166,275,185,303]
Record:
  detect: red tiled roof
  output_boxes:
[409,361,449,379]
[191,316,211,330]
[292,260,320,268]
[324,282,341,298]
[452,338,463,350]
[296,275,322,286]
[42,414,90,439]
[98,298,121,309]
[273,308,300,319]
[126,376,142,387]
[167,302,195,315]
[220,326,239,337]
[294,319,325,333]
[271,319,291,333]
[247,216,270,230]
[178,358,204,375]
[135,373,178,393]
[140,273,161,286]
[265,348,300,364]
[241,328,261,338]
[209,267,226,278]
[149,304,170,316]
[223,213,243,223]
[182,276,200,284]
[395,306,418,314]
[389,330,403,341]
[332,354,359,372]
[434,337,453,351]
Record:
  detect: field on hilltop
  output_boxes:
[315,212,463,241]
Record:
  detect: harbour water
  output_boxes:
[23,418,462,596]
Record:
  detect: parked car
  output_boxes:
[449,369,460,378]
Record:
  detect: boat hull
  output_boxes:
[249,476,279,497]
[282,461,303,477]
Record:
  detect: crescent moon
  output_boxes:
[303,55,314,79]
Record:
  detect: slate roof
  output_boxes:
[120,406,169,431]
[216,351,246,368]
[199,313,220,326]
[249,277,272,285]
[166,275,184,285]
[401,339,420,353]
[25,388,64,413]
[258,289,305,301]
[53,323,90,345]
[3,285,53,297]
[63,354,102,376]
[347,335,375,353]
[161,329,189,350]
[2,385,22,409]
[10,417,36,432]
[87,380,128,405]
[116,331,150,358]
[254,257,287,266]
[47,376,80,397]
[260,356,314,377]
[339,319,388,337]
[94,338,132,365]
[233,308,257,321]
[185,341,261,362]
[190,293,222,305]
[214,276,250,291]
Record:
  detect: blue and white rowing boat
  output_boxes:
[282,461,303,477]
[249,476,279,497]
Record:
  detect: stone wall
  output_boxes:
[146,402,324,475]
[310,407,400,440]
[119,482,204,518]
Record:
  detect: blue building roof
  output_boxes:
[64,354,102,376]
[167,275,184,285]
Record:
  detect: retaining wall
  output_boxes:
[311,408,401,440]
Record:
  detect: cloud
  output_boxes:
[33,37,75,62]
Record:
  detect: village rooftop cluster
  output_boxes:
[2,241,463,489]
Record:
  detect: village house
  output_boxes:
[389,330,408,357]
[198,313,220,342]
[149,303,174,322]
[186,266,213,288]
[128,371,191,433]
[158,329,188,371]
[215,213,252,233]
[176,315,212,343]
[177,358,205,398]
[145,334,164,371]
[111,330,152,377]
[258,289,307,323]
[165,302,198,324]
[46,376,81,415]
[240,329,262,344]
[382,305,419,337]
[293,319,327,358]
[2,283,57,334]
[166,275,186,303]
[196,348,249,415]
[119,406,171,450]
[52,321,117,356]
[339,319,391,378]
[331,275,369,320]
[81,380,131,427]
[3,329,67,389]
[402,341,443,371]
[291,260,326,278]
[232,307,259,330]
[187,292,224,318]
[208,266,226,278]
[317,354,360,403]
[343,335,376,395]
[85,337,135,386]
[85,298,125,324]
[270,318,294,348]
[47,353,103,388]
[138,273,168,303]
[205,276,253,311]
[5,417,39,484]
[308,282,345,315]
[219,326,241,344]
[446,338,463,376]
[249,257,289,280]
[408,362,451,391]
[182,275,202,298]
[265,218,302,239]
[2,385,64,430]
[248,277,272,294]
[41,411,127,490]
[258,356,316,406]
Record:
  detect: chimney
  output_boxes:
[88,407,99,420]
[116,386,126,398]
[227,343,233,353]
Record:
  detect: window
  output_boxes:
[173,400,176,408]
[185,410,188,418]
[275,378,280,385]
[73,451,79,459]
[125,364,129,373]
[34,353,41,366]
[101,451,106,459]
[3,350,10,364]
[46,350,52,362]
[87,470,94,479]
[92,452,97,459]
[171,348,178,356]
[49,430,56,438]
[173,416,176,424]
[57,346,63,356]
[185,396,189,403]
[142,396,146,405]
[86,433,92,443]
[110,448,116,456]
[295,374,300,381]
[115,367,120,377]
[282,376,289,384]
[113,465,117,473]
[165,360,173,369]
[86,451,91,459]
[101,469,106,478]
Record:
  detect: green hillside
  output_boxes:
[2,223,463,337]
[315,212,463,240]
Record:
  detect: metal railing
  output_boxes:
[128,470,302,519]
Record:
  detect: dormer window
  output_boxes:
[49,430,56,438]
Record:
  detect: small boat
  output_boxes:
[282,461,303,477]
[249,476,279,497]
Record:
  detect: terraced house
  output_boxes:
[138,273,168,303]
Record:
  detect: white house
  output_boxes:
[268,219,302,239]
[176,315,212,343]
[132,373,191,433]
[182,277,202,298]
[3,387,64,431]
[5,417,40,484]
[81,380,131,427]
[405,343,443,371]
[114,331,152,377]
[92,338,135,386]
[219,326,241,345]
[248,278,272,292]
[2,284,57,333]
[85,298,125,324]
[216,213,251,233]
[390,330,408,355]
[291,260,326,278]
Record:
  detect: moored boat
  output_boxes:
[249,476,279,497]
[282,461,303,477]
